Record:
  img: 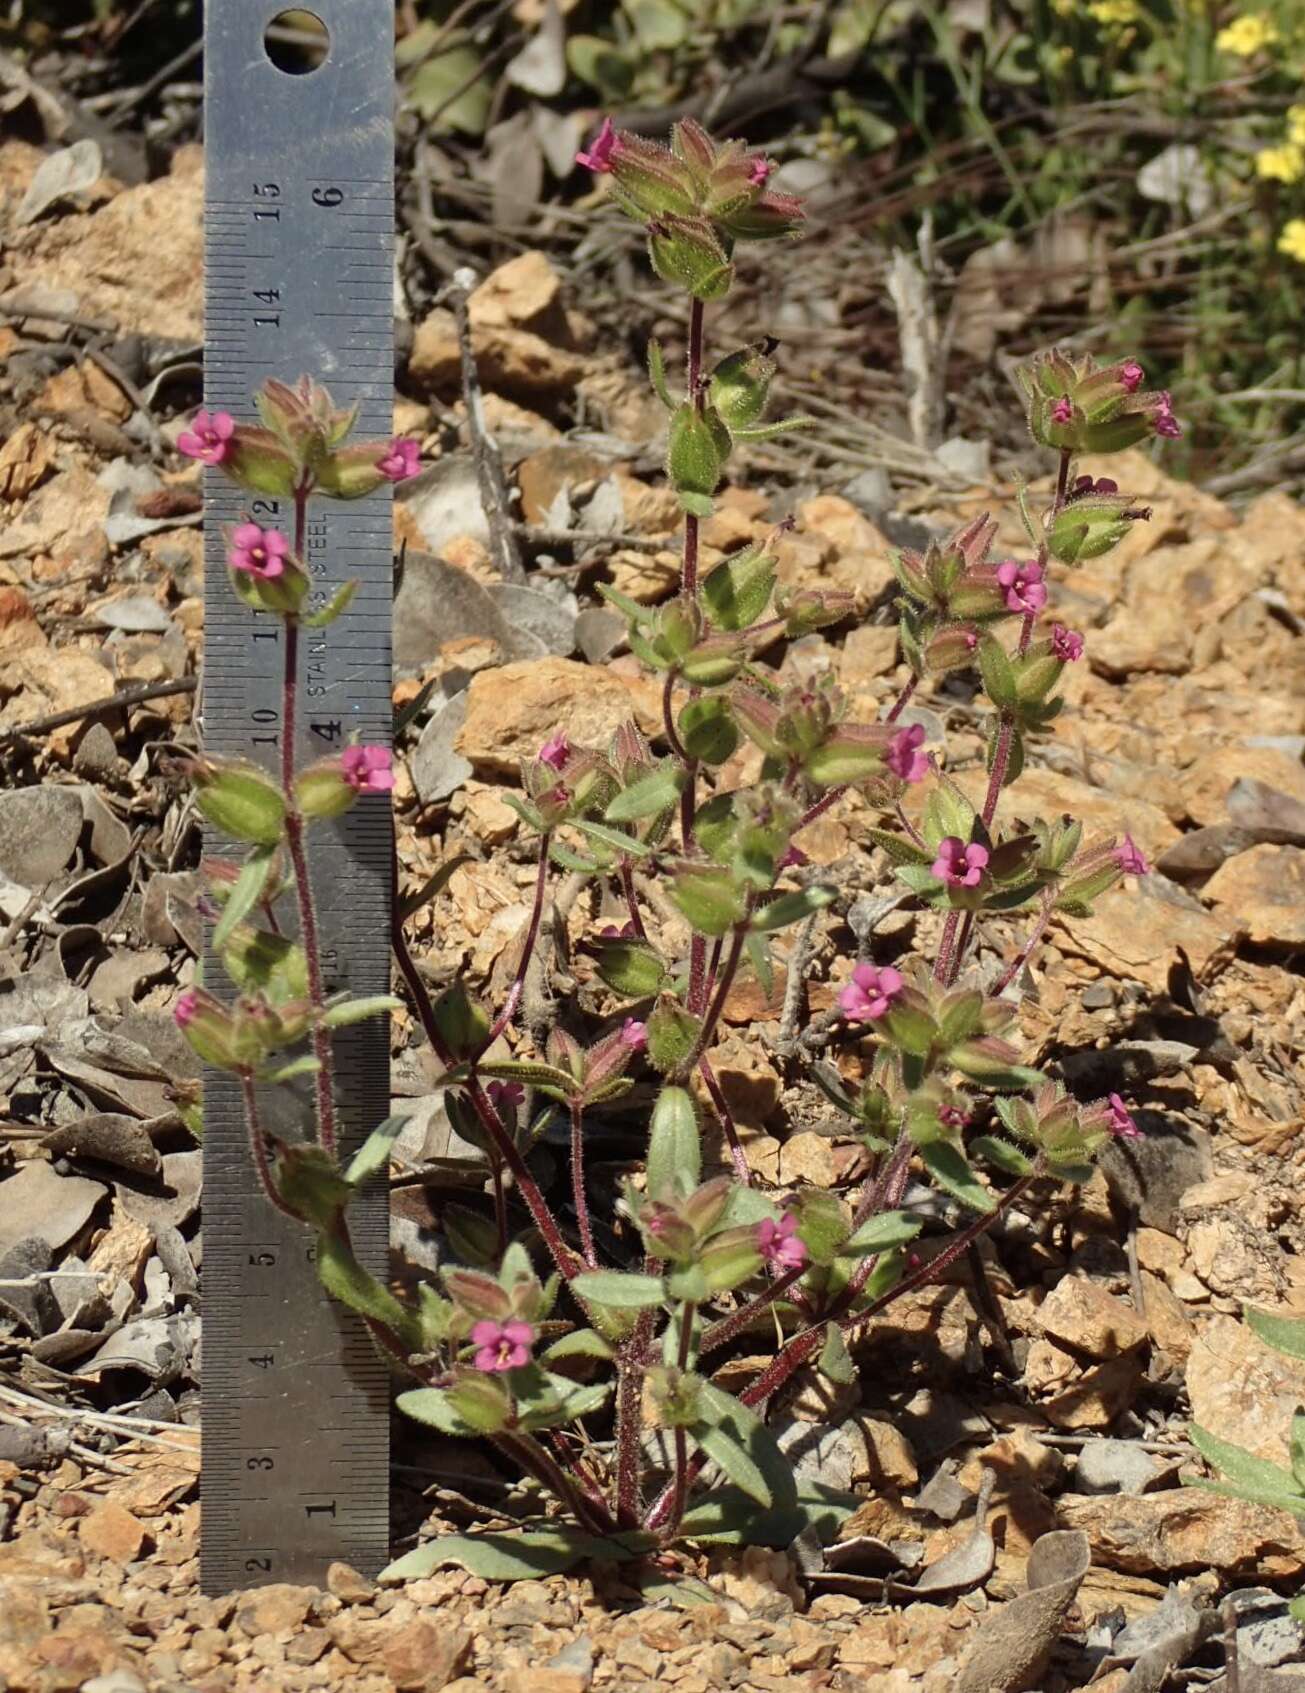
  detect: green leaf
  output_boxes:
[865,826,934,867]
[647,1085,700,1201]
[594,940,667,999]
[317,1231,419,1347]
[565,34,634,98]
[679,491,714,518]
[819,1324,856,1384]
[626,0,689,49]
[1189,1423,1304,1502]
[319,994,403,1029]
[922,782,979,852]
[407,44,491,134]
[379,1526,650,1583]
[916,1141,994,1214]
[549,842,602,874]
[668,866,746,937]
[677,1482,856,1549]
[606,763,688,823]
[478,1058,579,1095]
[743,930,774,1002]
[573,819,653,859]
[212,847,275,952]
[729,417,816,441]
[700,546,776,633]
[648,337,676,409]
[260,1055,321,1084]
[595,581,654,626]
[394,674,440,739]
[543,1328,616,1362]
[841,1209,923,1255]
[1245,1307,1305,1362]
[301,579,357,629]
[571,1270,666,1309]
[345,1114,412,1187]
[689,1382,797,1512]
[971,1135,1034,1177]
[749,885,837,932]
[395,1387,480,1438]
[1292,1410,1305,1494]
[679,696,739,765]
[978,635,1018,711]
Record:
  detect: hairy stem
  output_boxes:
[497,1430,616,1537]
[570,1099,597,1268]
[699,1261,807,1357]
[618,858,648,941]
[482,829,551,1050]
[614,1303,655,1527]
[390,901,579,1280]
[283,482,339,1158]
[666,1302,697,1536]
[991,896,1055,997]
[697,1053,749,1184]
[239,1070,304,1222]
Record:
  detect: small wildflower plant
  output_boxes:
[179,120,1175,1590]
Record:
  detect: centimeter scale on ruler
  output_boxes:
[201,1,397,1595]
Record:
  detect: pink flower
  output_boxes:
[174,989,199,1029]
[377,438,420,481]
[486,1080,524,1116]
[748,156,773,187]
[620,1018,647,1050]
[599,920,637,940]
[229,522,290,580]
[1114,833,1149,876]
[1119,360,1145,393]
[757,1212,807,1271]
[939,1104,970,1130]
[995,559,1048,615]
[1153,392,1182,439]
[962,628,979,651]
[839,963,904,1021]
[471,1318,534,1373]
[778,844,810,871]
[1051,397,1073,424]
[178,408,235,466]
[576,118,617,174]
[932,837,989,888]
[1050,623,1085,663]
[341,745,395,794]
[886,723,929,783]
[1106,1093,1142,1139]
[538,733,570,771]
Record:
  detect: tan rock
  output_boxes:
[381,1617,472,1690]
[468,251,567,339]
[0,584,44,650]
[454,657,662,772]
[797,493,890,558]
[1136,1227,1185,1281]
[607,547,680,603]
[19,146,203,338]
[233,1583,317,1638]
[1180,1172,1255,1211]
[0,464,111,563]
[1026,1340,1143,1430]
[409,311,583,403]
[325,1561,375,1603]
[458,783,519,846]
[1187,1312,1305,1468]
[1054,885,1238,994]
[1035,1275,1149,1358]
[1182,744,1305,828]
[79,1502,146,1563]
[860,1417,919,1489]
[778,1130,837,1187]
[706,1034,782,1132]
[1140,1271,1195,1363]
[0,421,55,501]
[700,506,759,551]
[955,765,1179,864]
[1057,1489,1305,1577]
[515,443,612,525]
[840,623,900,682]
[1202,844,1305,947]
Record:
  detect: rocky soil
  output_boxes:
[1,138,1304,1693]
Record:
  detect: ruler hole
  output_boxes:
[263,9,330,75]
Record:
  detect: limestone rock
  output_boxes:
[1202,845,1305,947]
[382,1617,472,1691]
[1057,1490,1305,1578]
[79,1502,146,1563]
[454,657,662,772]
[1187,1313,1305,1469]
[1035,1275,1150,1359]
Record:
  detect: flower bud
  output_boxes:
[708,340,776,432]
[191,759,286,847]
[608,131,700,218]
[446,1267,514,1322]
[173,987,240,1069]
[670,118,717,179]
[445,1367,513,1432]
[730,686,785,758]
[644,997,701,1074]
[667,402,729,504]
[1046,490,1151,564]
[647,215,733,301]
[294,759,358,820]
[804,721,892,787]
[923,623,981,673]
[654,597,703,661]
[636,1201,697,1262]
[312,441,398,501]
[646,1364,703,1427]
[432,982,490,1061]
[716,184,805,241]
[582,1017,646,1096]
[774,584,856,636]
[546,1026,586,1082]
[609,719,653,783]
[698,1224,763,1294]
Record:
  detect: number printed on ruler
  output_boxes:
[200,0,396,1595]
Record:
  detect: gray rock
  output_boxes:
[1072,1438,1161,1495]
[411,691,473,804]
[0,786,83,888]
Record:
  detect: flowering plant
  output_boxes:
[179,120,1178,1589]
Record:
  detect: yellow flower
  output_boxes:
[1214,14,1278,55]
[1278,219,1305,264]
[1288,105,1305,146]
[1089,0,1139,24]
[1256,143,1305,182]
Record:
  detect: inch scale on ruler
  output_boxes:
[201,1,395,1594]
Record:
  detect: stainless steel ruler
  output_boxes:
[201,0,394,1594]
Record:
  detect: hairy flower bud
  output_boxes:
[647,215,734,301]
[191,758,286,847]
[1046,488,1152,564]
[708,340,776,431]
[666,402,731,507]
